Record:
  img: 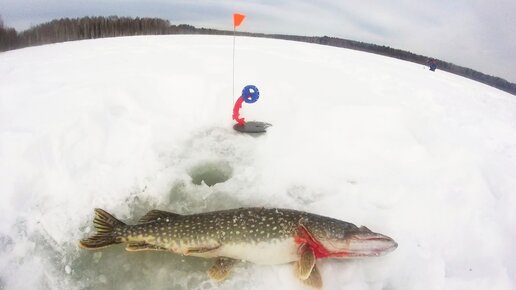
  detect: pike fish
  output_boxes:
[80,207,397,288]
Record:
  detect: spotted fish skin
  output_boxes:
[80,207,397,288]
[81,207,360,263]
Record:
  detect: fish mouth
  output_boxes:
[296,224,397,259]
[344,234,398,257]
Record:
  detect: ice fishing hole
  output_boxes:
[188,160,233,186]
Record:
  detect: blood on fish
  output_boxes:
[294,226,349,259]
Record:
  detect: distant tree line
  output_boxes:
[0,15,18,51]
[0,15,514,95]
[8,16,185,47]
[0,16,214,50]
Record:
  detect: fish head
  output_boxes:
[325,226,398,257]
[299,218,398,258]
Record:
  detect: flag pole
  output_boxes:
[232,13,245,109]
[233,25,236,105]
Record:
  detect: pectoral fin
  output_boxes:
[294,243,316,280]
[207,257,237,282]
[302,264,322,289]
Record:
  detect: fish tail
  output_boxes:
[79,208,126,249]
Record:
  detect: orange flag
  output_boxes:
[233,13,246,28]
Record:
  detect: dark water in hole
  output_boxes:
[188,160,233,187]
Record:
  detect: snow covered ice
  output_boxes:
[0,35,515,289]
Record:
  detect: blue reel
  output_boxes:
[242,85,260,103]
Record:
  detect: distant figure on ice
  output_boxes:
[427,59,437,72]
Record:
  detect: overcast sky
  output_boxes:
[1,0,515,83]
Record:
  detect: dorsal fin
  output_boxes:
[138,210,180,224]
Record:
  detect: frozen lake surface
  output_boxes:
[0,35,515,289]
